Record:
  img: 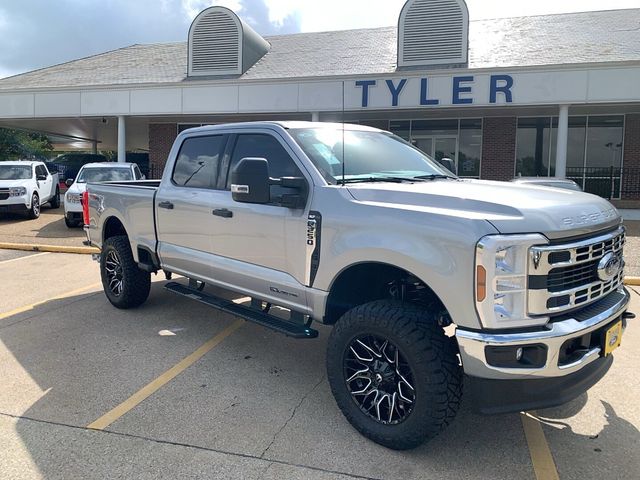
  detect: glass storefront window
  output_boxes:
[412,119,458,136]
[518,115,624,198]
[586,116,624,169]
[459,119,482,177]
[516,118,552,177]
[390,118,482,178]
[389,120,411,141]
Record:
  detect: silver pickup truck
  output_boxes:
[84,121,633,450]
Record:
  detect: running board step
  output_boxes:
[164,282,318,339]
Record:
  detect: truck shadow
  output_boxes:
[533,395,640,477]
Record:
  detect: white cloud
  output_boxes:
[181,0,242,20]
[256,0,640,32]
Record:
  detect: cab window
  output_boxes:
[226,134,302,189]
[172,135,226,189]
[35,165,48,178]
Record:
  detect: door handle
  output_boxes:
[158,201,174,210]
[212,208,233,218]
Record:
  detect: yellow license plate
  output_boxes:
[603,321,623,356]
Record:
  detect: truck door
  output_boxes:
[155,134,227,280]
[206,132,311,309]
[35,164,53,201]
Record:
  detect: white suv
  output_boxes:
[64,162,143,227]
[0,161,60,219]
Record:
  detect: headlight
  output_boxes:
[475,234,549,329]
[9,187,27,197]
[66,193,82,203]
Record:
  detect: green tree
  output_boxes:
[0,128,53,160]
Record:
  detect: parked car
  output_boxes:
[64,162,143,227]
[0,161,60,218]
[47,153,109,184]
[511,176,582,191]
[83,122,631,450]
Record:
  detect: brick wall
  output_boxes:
[149,123,177,178]
[622,114,640,201]
[480,117,517,181]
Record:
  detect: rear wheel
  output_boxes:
[49,187,60,208]
[100,235,151,309]
[27,193,40,219]
[326,300,462,450]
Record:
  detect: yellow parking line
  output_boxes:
[0,251,50,265]
[0,282,103,321]
[87,318,245,431]
[521,412,560,480]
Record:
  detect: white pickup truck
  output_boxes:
[83,122,633,450]
[64,162,144,227]
[0,161,60,218]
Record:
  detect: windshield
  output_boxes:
[77,167,133,183]
[0,165,32,180]
[289,128,453,184]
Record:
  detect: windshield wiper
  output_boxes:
[338,176,411,185]
[412,174,456,181]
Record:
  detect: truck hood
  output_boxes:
[0,179,31,189]
[66,182,87,195]
[347,179,620,240]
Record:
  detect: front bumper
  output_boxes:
[0,200,29,213]
[456,288,631,413]
[466,355,612,414]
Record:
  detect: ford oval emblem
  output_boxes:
[597,252,622,282]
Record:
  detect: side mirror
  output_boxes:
[141,175,146,180]
[438,157,456,174]
[273,176,308,209]
[37,174,47,181]
[230,158,270,204]
[65,179,74,187]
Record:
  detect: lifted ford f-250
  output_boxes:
[84,122,633,450]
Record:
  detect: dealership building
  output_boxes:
[0,0,639,204]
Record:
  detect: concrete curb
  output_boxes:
[0,242,99,255]
[625,277,640,286]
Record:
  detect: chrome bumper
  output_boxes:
[456,288,630,380]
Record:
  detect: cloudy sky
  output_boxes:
[0,0,638,79]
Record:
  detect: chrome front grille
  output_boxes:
[528,226,625,315]
[0,189,9,200]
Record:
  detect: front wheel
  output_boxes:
[326,300,462,450]
[100,235,151,309]
[27,193,40,219]
[64,216,79,228]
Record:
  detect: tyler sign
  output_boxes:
[346,74,515,109]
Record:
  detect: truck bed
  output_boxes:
[86,180,160,258]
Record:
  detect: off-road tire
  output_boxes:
[100,235,151,309]
[27,193,40,219]
[326,300,462,450]
[49,187,61,208]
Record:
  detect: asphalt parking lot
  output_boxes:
[0,250,638,480]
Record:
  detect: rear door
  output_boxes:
[156,134,228,280]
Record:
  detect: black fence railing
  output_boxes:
[148,164,165,180]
